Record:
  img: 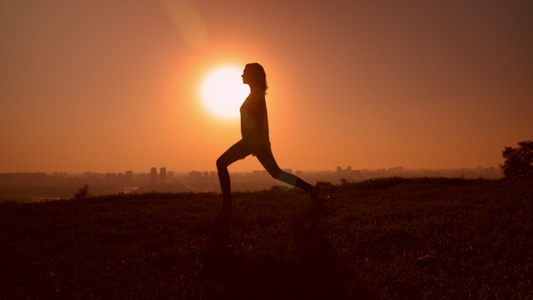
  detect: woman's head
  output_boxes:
[242,63,268,92]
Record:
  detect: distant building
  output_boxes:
[388,166,404,174]
[160,167,167,183]
[337,166,351,174]
[125,170,133,183]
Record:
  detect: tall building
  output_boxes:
[160,167,167,183]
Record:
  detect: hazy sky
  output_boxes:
[1,0,532,173]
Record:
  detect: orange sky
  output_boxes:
[1,1,532,173]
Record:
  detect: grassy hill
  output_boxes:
[1,178,531,299]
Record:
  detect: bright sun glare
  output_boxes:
[200,66,250,119]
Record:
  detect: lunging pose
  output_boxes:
[216,63,318,207]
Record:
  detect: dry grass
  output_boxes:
[1,178,531,299]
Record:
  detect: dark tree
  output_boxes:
[502,140,533,179]
[74,184,90,199]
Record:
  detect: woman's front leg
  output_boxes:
[216,140,252,207]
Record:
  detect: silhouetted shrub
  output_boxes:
[502,141,533,179]
[74,184,89,199]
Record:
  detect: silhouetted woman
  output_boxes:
[216,63,318,208]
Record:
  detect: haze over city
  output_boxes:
[1,1,532,174]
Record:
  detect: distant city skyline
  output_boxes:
[0,164,503,180]
[0,165,503,203]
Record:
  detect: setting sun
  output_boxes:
[200,66,250,119]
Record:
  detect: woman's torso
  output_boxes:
[240,91,270,149]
